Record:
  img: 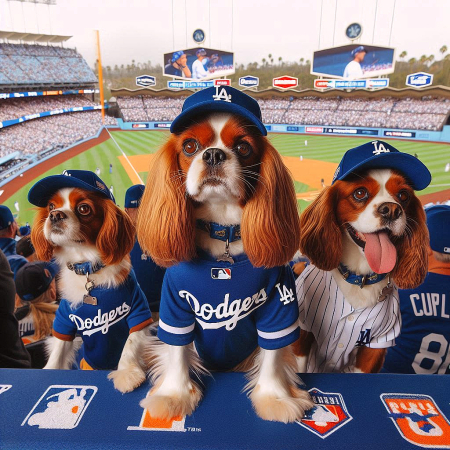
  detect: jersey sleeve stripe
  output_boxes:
[257,321,299,340]
[159,319,195,335]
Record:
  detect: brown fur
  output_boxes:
[355,347,387,373]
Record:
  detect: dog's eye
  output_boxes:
[353,187,369,201]
[77,204,91,216]
[182,139,199,156]
[48,203,55,211]
[234,142,252,158]
[397,190,410,203]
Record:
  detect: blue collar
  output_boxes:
[338,263,388,288]
[67,261,105,276]
[196,219,241,243]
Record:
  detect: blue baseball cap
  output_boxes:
[0,205,14,230]
[426,205,450,254]
[352,46,367,57]
[196,48,207,56]
[28,169,115,207]
[171,51,185,63]
[125,184,145,208]
[332,140,431,191]
[15,261,57,301]
[170,86,267,136]
[19,225,31,236]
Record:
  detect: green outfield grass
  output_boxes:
[3,131,450,226]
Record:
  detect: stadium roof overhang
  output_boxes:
[0,30,72,43]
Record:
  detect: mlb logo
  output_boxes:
[211,268,232,279]
[381,394,450,448]
[298,388,352,438]
[22,385,97,429]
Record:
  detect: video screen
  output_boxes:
[311,44,395,79]
[163,47,235,81]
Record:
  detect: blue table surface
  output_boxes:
[0,369,449,450]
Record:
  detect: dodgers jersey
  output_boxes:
[157,251,300,371]
[296,265,401,373]
[53,270,152,370]
[383,272,450,374]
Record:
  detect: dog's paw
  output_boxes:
[140,384,202,419]
[250,385,314,423]
[108,365,146,393]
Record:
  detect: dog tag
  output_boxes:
[377,285,393,302]
[217,254,234,264]
[83,294,97,305]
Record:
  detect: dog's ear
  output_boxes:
[299,185,342,271]
[391,194,429,289]
[241,139,300,268]
[137,136,196,268]
[97,200,136,265]
[31,207,54,261]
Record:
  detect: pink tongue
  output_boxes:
[363,231,397,274]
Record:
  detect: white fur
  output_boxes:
[144,113,313,423]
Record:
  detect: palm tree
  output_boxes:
[408,57,417,65]
[300,57,304,65]
[440,45,447,57]
[399,51,407,60]
[278,56,282,65]
[262,57,266,66]
[427,55,435,65]
[419,55,427,65]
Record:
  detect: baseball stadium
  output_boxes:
[1,0,450,448]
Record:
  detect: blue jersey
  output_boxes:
[157,251,300,371]
[383,272,450,374]
[130,240,166,312]
[53,270,152,370]
[0,238,27,279]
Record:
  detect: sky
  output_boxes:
[0,0,449,69]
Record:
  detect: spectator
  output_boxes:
[16,236,36,262]
[14,261,58,344]
[0,205,28,278]
[164,51,192,78]
[382,205,450,374]
[125,184,166,320]
[0,248,31,368]
[343,46,367,79]
[191,48,209,79]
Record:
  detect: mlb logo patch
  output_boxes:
[211,268,231,279]
[298,388,352,438]
[22,385,97,429]
[381,393,450,448]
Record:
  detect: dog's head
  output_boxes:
[300,141,431,289]
[137,87,300,268]
[29,172,135,266]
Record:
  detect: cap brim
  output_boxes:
[338,152,431,191]
[170,100,267,136]
[28,175,115,207]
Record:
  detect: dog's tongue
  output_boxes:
[363,231,397,274]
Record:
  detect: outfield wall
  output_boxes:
[116,119,450,143]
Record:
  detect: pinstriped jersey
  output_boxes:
[296,265,401,373]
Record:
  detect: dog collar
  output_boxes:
[338,263,388,289]
[196,219,241,243]
[67,261,105,276]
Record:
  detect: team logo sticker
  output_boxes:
[22,385,97,429]
[298,388,352,438]
[0,384,12,395]
[381,393,450,448]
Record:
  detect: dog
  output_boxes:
[137,86,314,423]
[293,140,431,373]
[29,170,153,393]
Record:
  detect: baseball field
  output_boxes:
[2,130,450,226]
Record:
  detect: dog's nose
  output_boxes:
[203,148,226,166]
[49,210,67,223]
[377,202,402,221]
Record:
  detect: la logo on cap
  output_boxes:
[213,86,232,103]
[371,141,390,156]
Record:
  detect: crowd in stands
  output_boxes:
[116,95,450,131]
[0,43,97,86]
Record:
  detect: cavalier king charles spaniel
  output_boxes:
[29,170,153,393]
[293,141,431,374]
[137,86,314,423]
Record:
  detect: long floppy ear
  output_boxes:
[137,137,196,268]
[391,194,429,289]
[299,185,342,271]
[31,208,54,261]
[241,140,300,268]
[97,200,136,265]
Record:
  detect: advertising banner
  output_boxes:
[314,78,389,89]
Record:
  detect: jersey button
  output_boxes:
[338,343,344,348]
[348,315,354,321]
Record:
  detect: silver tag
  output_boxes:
[217,254,234,264]
[83,294,97,305]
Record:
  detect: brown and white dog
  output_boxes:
[29,170,153,393]
[137,86,314,423]
[293,141,431,373]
